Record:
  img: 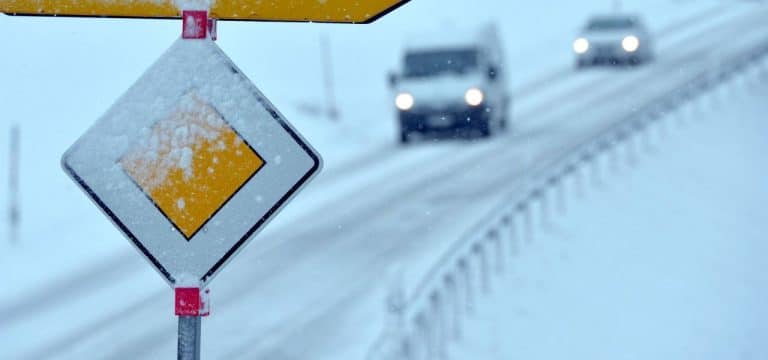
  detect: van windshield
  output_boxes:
[403,49,478,78]
[587,18,636,31]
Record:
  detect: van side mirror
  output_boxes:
[388,72,399,88]
[488,65,498,81]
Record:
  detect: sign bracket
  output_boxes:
[182,10,217,40]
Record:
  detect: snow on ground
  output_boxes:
[0,0,735,308]
[0,0,762,358]
[452,59,768,359]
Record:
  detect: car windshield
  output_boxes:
[403,49,479,78]
[587,17,636,31]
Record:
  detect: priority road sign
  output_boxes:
[0,0,410,23]
[62,38,322,287]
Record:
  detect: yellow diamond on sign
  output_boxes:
[121,93,264,240]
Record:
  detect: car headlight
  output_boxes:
[573,38,589,54]
[622,35,640,52]
[395,93,414,111]
[464,88,484,106]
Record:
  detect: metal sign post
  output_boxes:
[178,316,201,360]
[175,286,210,359]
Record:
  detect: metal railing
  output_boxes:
[367,38,768,360]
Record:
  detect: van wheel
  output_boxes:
[479,121,492,138]
[399,131,410,144]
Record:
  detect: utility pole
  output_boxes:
[613,0,622,13]
[8,124,20,244]
[320,34,340,121]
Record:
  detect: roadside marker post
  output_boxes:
[3,0,411,358]
[7,124,20,244]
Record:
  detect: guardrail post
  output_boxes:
[745,57,762,91]
[414,313,428,360]
[641,117,654,154]
[386,269,406,339]
[585,150,601,188]
[458,258,473,314]
[698,70,711,92]
[535,188,550,228]
[504,214,519,257]
[430,291,446,360]
[489,229,504,274]
[473,242,490,294]
[624,130,636,168]
[519,201,533,244]
[573,160,585,198]
[400,336,413,360]
[676,88,694,127]
[708,68,724,106]
[445,274,462,341]
[609,137,621,175]
[656,108,670,141]
[555,174,566,215]
[547,176,563,216]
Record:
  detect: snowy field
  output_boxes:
[0,0,766,358]
[453,61,768,359]
[0,0,744,307]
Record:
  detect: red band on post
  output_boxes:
[182,10,208,39]
[175,287,210,316]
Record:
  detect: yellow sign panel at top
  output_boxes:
[0,0,409,23]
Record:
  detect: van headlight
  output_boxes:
[395,93,414,111]
[573,38,589,54]
[464,88,484,106]
[622,36,640,52]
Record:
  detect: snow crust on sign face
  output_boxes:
[120,92,229,192]
[66,39,261,183]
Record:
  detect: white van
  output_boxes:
[389,25,511,144]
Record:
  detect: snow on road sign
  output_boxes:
[62,39,321,287]
[120,93,266,240]
[0,0,410,23]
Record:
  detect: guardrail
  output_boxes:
[367,38,768,360]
